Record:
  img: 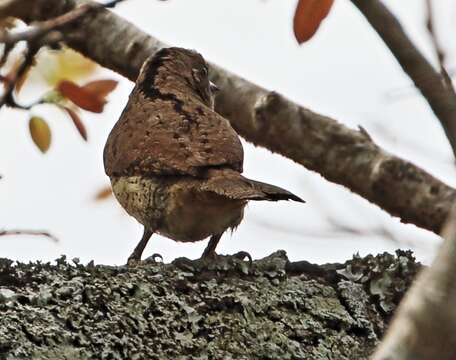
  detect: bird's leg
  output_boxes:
[127,227,154,265]
[201,233,223,259]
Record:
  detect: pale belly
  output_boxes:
[159,184,246,242]
[111,176,246,242]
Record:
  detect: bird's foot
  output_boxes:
[127,256,140,267]
[173,251,253,274]
[199,250,253,275]
[127,253,163,267]
[200,250,252,264]
[232,251,253,266]
[200,250,218,261]
[144,253,164,263]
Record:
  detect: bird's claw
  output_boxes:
[200,250,252,265]
[127,256,140,267]
[145,253,164,263]
[127,253,163,266]
[232,251,253,266]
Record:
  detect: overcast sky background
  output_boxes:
[1,0,455,265]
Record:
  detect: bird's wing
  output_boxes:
[104,93,243,177]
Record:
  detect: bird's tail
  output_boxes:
[242,177,304,202]
[202,169,304,203]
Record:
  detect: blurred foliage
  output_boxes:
[34,48,97,87]
[2,46,118,151]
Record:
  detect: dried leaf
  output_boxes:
[29,116,51,153]
[57,80,105,113]
[38,48,97,86]
[95,186,113,201]
[293,0,334,43]
[63,106,88,141]
[82,79,118,99]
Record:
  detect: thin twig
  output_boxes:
[425,0,453,88]
[351,0,456,161]
[0,0,18,17]
[0,229,59,242]
[0,0,125,46]
[0,45,39,109]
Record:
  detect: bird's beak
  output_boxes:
[210,81,220,94]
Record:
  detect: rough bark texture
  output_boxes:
[0,251,420,359]
[373,206,456,360]
[3,0,456,234]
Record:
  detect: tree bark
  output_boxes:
[2,0,456,234]
[373,206,456,360]
[0,251,420,359]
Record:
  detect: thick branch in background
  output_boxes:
[3,0,456,233]
[0,251,420,358]
[373,206,456,360]
[351,0,456,159]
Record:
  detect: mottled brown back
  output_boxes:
[104,48,244,178]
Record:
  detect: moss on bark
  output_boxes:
[0,250,419,359]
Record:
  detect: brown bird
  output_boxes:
[103,47,304,263]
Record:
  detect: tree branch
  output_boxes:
[0,251,420,358]
[0,229,58,242]
[0,44,40,109]
[0,0,126,46]
[350,0,456,160]
[5,0,456,234]
[425,0,452,87]
[373,205,456,360]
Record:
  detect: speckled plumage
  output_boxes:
[104,48,243,178]
[103,47,304,262]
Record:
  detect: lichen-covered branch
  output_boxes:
[351,0,456,159]
[0,251,420,359]
[373,206,456,360]
[3,0,456,233]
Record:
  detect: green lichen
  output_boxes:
[0,250,419,359]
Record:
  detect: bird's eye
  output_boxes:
[192,67,206,82]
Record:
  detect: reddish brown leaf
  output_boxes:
[95,186,113,201]
[82,79,118,99]
[293,0,334,43]
[57,80,105,113]
[63,106,88,141]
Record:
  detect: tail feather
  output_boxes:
[244,177,305,203]
[202,172,304,203]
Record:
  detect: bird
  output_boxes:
[103,47,304,264]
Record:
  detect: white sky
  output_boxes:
[1,0,455,265]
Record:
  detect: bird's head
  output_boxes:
[137,47,219,108]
